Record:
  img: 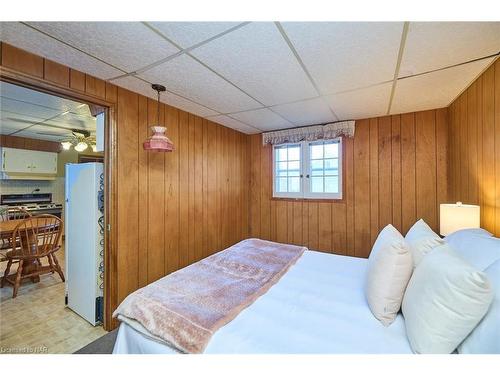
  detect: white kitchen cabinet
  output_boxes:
[31,150,58,174]
[1,147,58,179]
[1,148,34,173]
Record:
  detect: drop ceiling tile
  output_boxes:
[208,115,261,134]
[1,111,46,124]
[0,122,24,134]
[1,112,93,133]
[0,22,122,79]
[49,113,96,130]
[148,22,241,48]
[392,58,494,115]
[12,130,64,142]
[139,54,261,113]
[27,125,74,136]
[1,97,62,119]
[191,22,318,106]
[1,81,95,135]
[400,22,500,77]
[271,97,337,126]
[27,22,180,73]
[72,104,93,117]
[111,75,158,99]
[164,91,220,118]
[281,22,404,95]
[1,81,83,114]
[111,75,219,118]
[229,108,292,131]
[326,82,392,120]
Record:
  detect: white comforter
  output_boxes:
[113,250,412,354]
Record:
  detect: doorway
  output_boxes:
[0,79,112,353]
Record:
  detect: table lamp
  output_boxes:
[439,202,480,236]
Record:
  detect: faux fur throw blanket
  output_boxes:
[113,238,306,353]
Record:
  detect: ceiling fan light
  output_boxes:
[75,142,88,152]
[91,144,97,152]
[61,141,72,150]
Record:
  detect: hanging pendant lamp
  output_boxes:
[143,84,175,152]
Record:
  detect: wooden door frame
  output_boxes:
[0,66,118,331]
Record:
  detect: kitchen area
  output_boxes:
[0,81,107,353]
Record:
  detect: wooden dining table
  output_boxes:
[0,218,61,283]
[0,218,31,240]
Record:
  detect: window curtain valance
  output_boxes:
[262,120,355,145]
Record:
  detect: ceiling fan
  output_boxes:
[5,116,96,151]
[60,130,96,152]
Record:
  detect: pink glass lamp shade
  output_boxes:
[143,84,175,152]
[143,126,175,152]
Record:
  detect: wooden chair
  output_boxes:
[1,214,64,298]
[0,206,32,221]
[0,206,32,262]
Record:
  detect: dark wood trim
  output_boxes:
[0,66,118,332]
[104,103,118,331]
[78,154,104,163]
[0,135,62,153]
[89,103,106,117]
[0,66,114,107]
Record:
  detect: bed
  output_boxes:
[113,249,412,354]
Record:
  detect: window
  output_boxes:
[273,138,342,200]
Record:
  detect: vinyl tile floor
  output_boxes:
[0,244,106,354]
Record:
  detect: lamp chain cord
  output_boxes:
[157,90,160,126]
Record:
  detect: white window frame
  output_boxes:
[272,137,343,200]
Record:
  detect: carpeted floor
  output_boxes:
[74,329,118,354]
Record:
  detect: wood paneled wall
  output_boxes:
[115,90,249,302]
[249,109,448,257]
[0,43,250,328]
[448,59,500,237]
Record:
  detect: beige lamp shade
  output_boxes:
[439,202,480,236]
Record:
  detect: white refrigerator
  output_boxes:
[65,162,104,326]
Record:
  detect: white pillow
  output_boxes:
[402,244,493,353]
[445,228,493,239]
[459,259,500,354]
[365,224,413,326]
[405,219,445,267]
[445,232,500,270]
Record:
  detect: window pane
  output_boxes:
[277,177,288,192]
[324,158,338,175]
[324,143,338,158]
[310,144,323,159]
[288,177,300,192]
[325,176,339,193]
[288,146,300,161]
[277,161,288,173]
[276,147,287,161]
[311,176,323,193]
[274,144,303,196]
[311,159,323,176]
[288,160,300,172]
[277,169,287,177]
